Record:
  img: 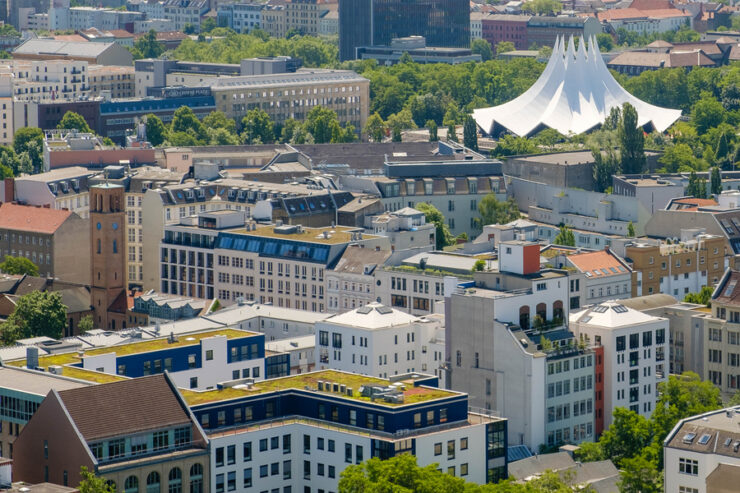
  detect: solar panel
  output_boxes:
[592,305,608,313]
[698,434,712,445]
[612,305,628,313]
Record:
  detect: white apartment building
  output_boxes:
[664,406,740,493]
[470,12,485,40]
[570,301,668,428]
[13,167,93,218]
[315,302,446,385]
[365,207,436,252]
[191,370,508,492]
[7,60,89,102]
[326,245,391,313]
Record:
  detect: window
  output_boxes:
[679,458,698,475]
[243,442,252,461]
[260,439,268,452]
[146,473,160,493]
[227,445,236,465]
[243,469,252,488]
[206,350,213,360]
[434,443,442,456]
[260,465,268,478]
[447,440,455,459]
[168,468,182,493]
[460,437,468,450]
[460,463,468,476]
[345,442,352,463]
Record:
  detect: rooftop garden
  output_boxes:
[182,370,456,407]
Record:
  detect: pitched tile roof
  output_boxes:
[58,374,192,441]
[567,249,631,277]
[0,203,73,234]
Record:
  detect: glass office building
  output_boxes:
[339,0,470,61]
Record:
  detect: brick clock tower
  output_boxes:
[90,183,126,330]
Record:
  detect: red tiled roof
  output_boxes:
[668,197,719,211]
[567,250,631,277]
[598,7,690,21]
[0,203,72,234]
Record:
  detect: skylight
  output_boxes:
[683,433,696,444]
[698,434,711,445]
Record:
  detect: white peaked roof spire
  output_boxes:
[472,36,682,137]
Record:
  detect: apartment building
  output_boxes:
[13,167,94,218]
[187,370,508,490]
[376,252,480,316]
[664,406,740,493]
[48,6,144,31]
[141,178,326,291]
[315,302,446,385]
[326,245,391,313]
[206,68,369,133]
[7,59,89,102]
[365,207,436,251]
[626,233,726,299]
[217,3,263,33]
[162,0,209,32]
[159,210,390,310]
[0,366,90,461]
[543,247,634,306]
[12,374,210,489]
[12,39,133,66]
[261,0,319,37]
[88,65,135,99]
[0,203,90,283]
[570,301,668,428]
[341,173,505,238]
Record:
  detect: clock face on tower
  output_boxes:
[96,222,102,230]
[112,222,119,230]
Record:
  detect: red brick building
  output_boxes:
[482,14,531,51]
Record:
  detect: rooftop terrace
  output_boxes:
[181,370,458,407]
[225,224,375,245]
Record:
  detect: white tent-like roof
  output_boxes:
[472,36,682,137]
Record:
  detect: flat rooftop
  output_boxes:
[181,369,458,407]
[5,328,256,383]
[0,366,91,394]
[226,224,376,245]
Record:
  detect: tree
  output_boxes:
[600,408,652,467]
[574,441,605,462]
[79,467,116,493]
[659,143,702,173]
[0,255,38,276]
[7,290,67,341]
[627,221,635,238]
[711,166,722,195]
[304,106,341,144]
[477,194,520,227]
[78,314,94,334]
[684,286,714,306]
[144,114,167,147]
[470,39,493,61]
[416,202,452,250]
[241,108,275,144]
[0,319,19,346]
[472,259,486,272]
[364,113,386,142]
[596,33,614,52]
[386,108,416,143]
[492,134,537,157]
[427,120,438,142]
[553,225,575,246]
[13,127,44,173]
[398,51,413,64]
[201,17,217,33]
[592,148,620,193]
[618,454,662,493]
[130,29,164,60]
[171,106,206,142]
[619,103,646,174]
[495,41,515,54]
[522,0,562,14]
[447,124,458,142]
[203,110,237,134]
[463,116,479,151]
[691,94,726,134]
[183,23,196,35]
[686,170,708,199]
[533,128,562,150]
[57,111,92,133]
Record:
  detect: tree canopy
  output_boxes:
[0,255,39,276]
[0,290,67,344]
[477,194,520,227]
[57,111,92,133]
[416,202,452,250]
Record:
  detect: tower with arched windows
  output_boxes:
[90,183,126,330]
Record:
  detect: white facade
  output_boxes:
[570,301,668,428]
[473,35,682,137]
[77,333,266,391]
[316,303,446,386]
[664,406,740,493]
[208,415,491,493]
